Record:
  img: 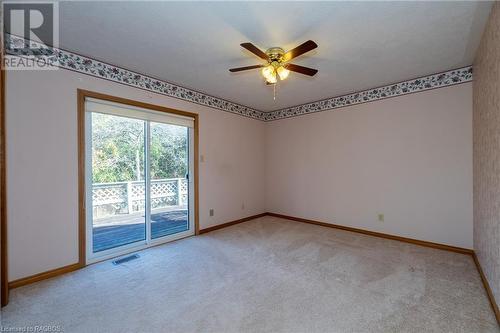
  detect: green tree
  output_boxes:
[92,113,187,183]
[150,123,188,180]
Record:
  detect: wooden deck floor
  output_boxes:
[93,209,188,252]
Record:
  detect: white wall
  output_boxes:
[6,67,474,281]
[265,83,473,249]
[6,69,266,281]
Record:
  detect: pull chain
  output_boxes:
[273,83,276,101]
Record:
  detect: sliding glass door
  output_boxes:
[85,98,194,263]
[150,122,189,239]
[90,113,147,253]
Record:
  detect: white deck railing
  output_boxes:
[92,178,188,218]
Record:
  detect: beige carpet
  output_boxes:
[1,216,498,332]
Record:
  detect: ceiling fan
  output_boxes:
[229,40,318,85]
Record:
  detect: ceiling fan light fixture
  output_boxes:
[262,65,276,83]
[277,66,290,80]
[229,40,318,92]
[266,74,277,84]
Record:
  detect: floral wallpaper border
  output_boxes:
[5,34,472,122]
[5,34,265,120]
[263,66,473,121]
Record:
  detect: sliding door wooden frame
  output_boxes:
[77,89,199,266]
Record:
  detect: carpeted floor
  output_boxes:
[2,216,498,332]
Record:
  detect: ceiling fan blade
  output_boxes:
[284,40,318,61]
[285,63,318,76]
[229,65,264,72]
[240,43,269,61]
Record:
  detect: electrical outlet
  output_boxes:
[209,209,214,217]
[378,213,384,222]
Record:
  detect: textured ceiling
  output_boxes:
[59,1,492,112]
